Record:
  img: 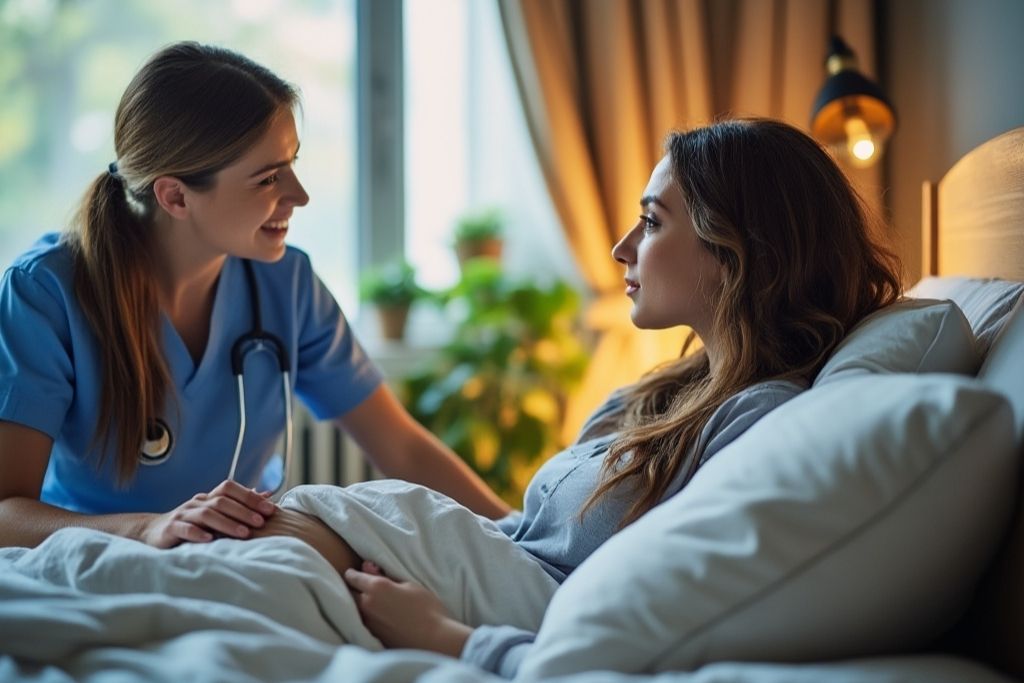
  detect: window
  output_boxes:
[0,0,358,310]
[403,0,581,292]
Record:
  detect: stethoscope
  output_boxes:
[139,259,294,498]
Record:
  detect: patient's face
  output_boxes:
[611,155,722,336]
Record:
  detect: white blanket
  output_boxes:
[0,482,1012,683]
[0,481,558,681]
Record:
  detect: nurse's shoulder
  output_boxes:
[2,232,78,321]
[6,232,75,287]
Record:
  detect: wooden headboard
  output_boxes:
[922,126,1024,280]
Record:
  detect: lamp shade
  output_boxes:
[810,36,896,168]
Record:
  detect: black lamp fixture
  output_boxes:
[810,35,896,168]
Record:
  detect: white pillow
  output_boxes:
[909,276,1024,353]
[947,297,1024,677]
[979,296,1024,438]
[814,299,979,386]
[518,656,1019,683]
[518,374,1017,678]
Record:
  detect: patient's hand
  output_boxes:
[248,507,361,577]
[344,561,473,656]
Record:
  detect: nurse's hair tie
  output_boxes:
[107,161,123,182]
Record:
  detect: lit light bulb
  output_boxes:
[843,115,878,167]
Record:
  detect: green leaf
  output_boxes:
[453,206,503,244]
[397,260,592,502]
[416,363,478,414]
[358,260,430,306]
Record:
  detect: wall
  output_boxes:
[883,0,1024,282]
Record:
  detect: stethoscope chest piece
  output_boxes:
[139,419,173,465]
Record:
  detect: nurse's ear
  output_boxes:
[152,176,190,220]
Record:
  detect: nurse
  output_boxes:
[0,42,509,549]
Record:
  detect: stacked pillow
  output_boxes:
[516,297,1017,678]
[814,298,980,383]
[941,297,1024,679]
[909,276,1024,353]
[978,296,1024,436]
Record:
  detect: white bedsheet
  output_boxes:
[0,480,557,681]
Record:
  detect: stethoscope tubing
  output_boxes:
[225,259,293,499]
[228,374,247,483]
[227,367,293,500]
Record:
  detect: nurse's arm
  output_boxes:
[0,420,154,548]
[0,420,275,549]
[335,385,512,519]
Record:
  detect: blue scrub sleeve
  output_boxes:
[292,256,382,419]
[0,266,74,438]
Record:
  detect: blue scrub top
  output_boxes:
[0,233,382,513]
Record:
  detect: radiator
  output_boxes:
[283,342,425,488]
[283,403,378,488]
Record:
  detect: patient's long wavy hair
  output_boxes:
[582,118,903,527]
[65,42,298,484]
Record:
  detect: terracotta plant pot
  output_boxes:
[455,238,504,270]
[376,304,410,341]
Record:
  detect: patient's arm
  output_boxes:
[248,507,362,578]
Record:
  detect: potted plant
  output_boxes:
[399,260,590,504]
[358,261,428,341]
[453,207,504,270]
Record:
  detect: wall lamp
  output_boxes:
[810,35,896,168]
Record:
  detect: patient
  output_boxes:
[256,119,903,668]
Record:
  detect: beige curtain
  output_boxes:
[498,0,881,438]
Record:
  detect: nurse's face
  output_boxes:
[611,155,722,336]
[183,109,309,263]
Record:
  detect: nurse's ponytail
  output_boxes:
[67,169,169,484]
[66,42,298,484]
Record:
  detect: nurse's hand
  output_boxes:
[140,480,277,548]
